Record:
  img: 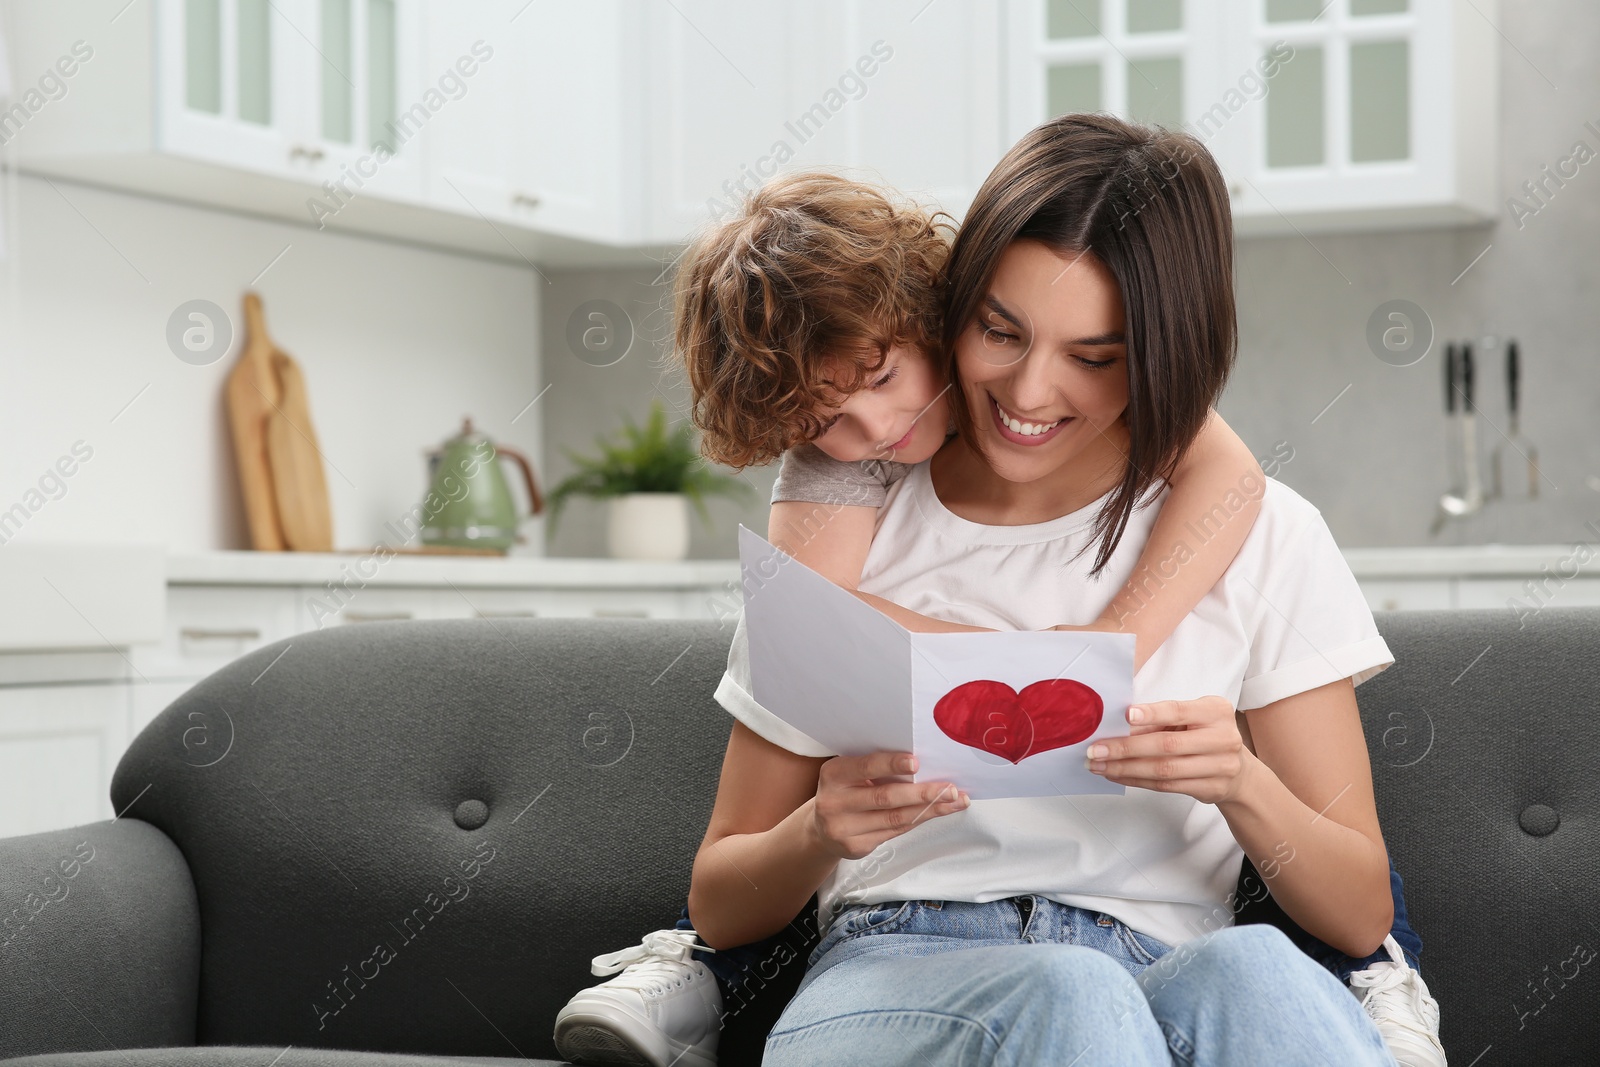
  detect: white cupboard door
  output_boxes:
[295,0,426,203]
[513,1,635,242]
[419,0,522,224]
[0,685,130,838]
[157,0,306,177]
[641,0,796,245]
[786,0,1004,222]
[421,1,631,243]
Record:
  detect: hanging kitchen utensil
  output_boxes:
[1491,339,1541,500]
[1431,344,1467,536]
[419,417,544,553]
[1458,342,1483,511]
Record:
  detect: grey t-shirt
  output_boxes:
[768,443,915,509]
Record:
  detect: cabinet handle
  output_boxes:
[341,611,413,623]
[180,627,262,641]
[289,144,327,162]
[512,192,542,209]
[475,610,537,618]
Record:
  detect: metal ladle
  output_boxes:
[1431,343,1483,534]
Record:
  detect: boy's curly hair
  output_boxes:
[672,172,953,469]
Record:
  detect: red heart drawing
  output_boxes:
[933,679,1104,764]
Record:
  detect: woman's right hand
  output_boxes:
[808,751,969,860]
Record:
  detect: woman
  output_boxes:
[688,114,1401,1065]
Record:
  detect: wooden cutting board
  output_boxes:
[265,349,333,551]
[224,292,333,551]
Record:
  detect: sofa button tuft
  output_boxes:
[454,799,489,830]
[1518,803,1559,837]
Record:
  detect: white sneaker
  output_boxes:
[1348,935,1447,1067]
[553,928,722,1067]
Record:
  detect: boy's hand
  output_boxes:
[808,751,969,861]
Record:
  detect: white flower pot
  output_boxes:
[606,493,690,561]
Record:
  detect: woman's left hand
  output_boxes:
[1085,696,1254,805]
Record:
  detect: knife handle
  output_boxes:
[1507,340,1520,416]
[1444,343,1457,414]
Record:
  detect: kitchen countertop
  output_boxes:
[164,544,1600,587]
[1339,544,1598,578]
[166,549,742,588]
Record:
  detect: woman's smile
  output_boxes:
[989,393,1072,446]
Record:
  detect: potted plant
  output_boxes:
[545,400,754,560]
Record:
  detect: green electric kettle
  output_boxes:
[419,417,544,552]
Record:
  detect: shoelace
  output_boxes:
[1350,961,1443,1039]
[588,929,715,994]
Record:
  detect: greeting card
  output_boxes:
[739,525,1133,800]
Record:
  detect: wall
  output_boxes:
[539,266,777,560]
[545,0,1600,556]
[0,172,545,555]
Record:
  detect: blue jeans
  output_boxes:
[680,854,1425,994]
[762,897,1397,1065]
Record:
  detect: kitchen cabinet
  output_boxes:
[5,0,644,263]
[1003,0,1498,233]
[1455,577,1600,612]
[786,0,1004,222]
[1359,578,1454,613]
[638,0,799,244]
[10,0,1007,255]
[0,684,128,837]
[420,0,638,244]
[640,0,1006,245]
[7,0,424,207]
[128,585,303,681]
[157,0,424,199]
[156,0,304,181]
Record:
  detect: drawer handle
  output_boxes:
[289,144,326,162]
[512,192,542,209]
[593,609,648,619]
[180,627,262,641]
[476,610,537,618]
[342,611,413,623]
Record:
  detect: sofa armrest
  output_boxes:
[0,817,200,1058]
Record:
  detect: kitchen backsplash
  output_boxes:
[0,171,546,555]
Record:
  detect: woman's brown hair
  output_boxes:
[942,113,1237,574]
[673,172,952,469]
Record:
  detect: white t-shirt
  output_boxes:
[716,461,1393,948]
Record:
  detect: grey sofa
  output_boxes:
[0,610,1595,1066]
